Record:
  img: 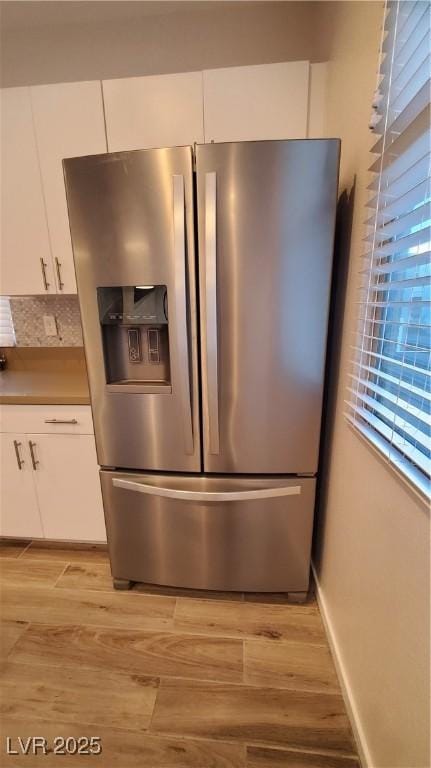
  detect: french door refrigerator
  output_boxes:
[64,139,340,596]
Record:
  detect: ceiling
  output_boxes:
[0,1,278,31]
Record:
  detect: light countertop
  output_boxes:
[0,347,90,405]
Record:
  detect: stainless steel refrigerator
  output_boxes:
[64,139,340,597]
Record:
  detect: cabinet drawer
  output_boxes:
[0,405,94,435]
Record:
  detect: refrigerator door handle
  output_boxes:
[204,171,220,454]
[113,477,301,502]
[173,174,194,455]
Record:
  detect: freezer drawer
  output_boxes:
[100,471,316,592]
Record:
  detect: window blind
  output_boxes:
[0,297,15,348]
[347,0,431,497]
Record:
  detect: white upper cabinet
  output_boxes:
[308,63,328,138]
[203,61,310,143]
[1,63,326,297]
[1,87,55,296]
[31,81,107,294]
[102,72,204,151]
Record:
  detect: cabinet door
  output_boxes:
[308,63,328,138]
[31,81,107,294]
[30,434,106,542]
[203,62,310,143]
[0,434,43,538]
[103,72,204,151]
[0,87,55,296]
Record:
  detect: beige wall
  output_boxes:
[0,1,326,87]
[314,3,430,767]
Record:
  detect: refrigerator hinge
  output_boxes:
[297,472,315,478]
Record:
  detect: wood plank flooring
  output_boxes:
[174,597,326,644]
[11,624,244,683]
[244,639,340,693]
[0,539,360,767]
[57,562,244,601]
[0,539,31,559]
[0,620,28,659]
[1,661,159,732]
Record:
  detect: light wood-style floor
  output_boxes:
[0,539,360,767]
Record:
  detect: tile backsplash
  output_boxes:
[10,296,83,347]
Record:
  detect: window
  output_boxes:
[0,297,15,347]
[347,0,430,497]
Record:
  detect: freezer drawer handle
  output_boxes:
[173,174,194,456]
[113,477,301,502]
[204,171,219,455]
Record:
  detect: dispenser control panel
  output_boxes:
[98,286,168,325]
[97,285,170,388]
[127,329,142,363]
[148,329,161,364]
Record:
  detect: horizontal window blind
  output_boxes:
[0,297,16,348]
[347,0,431,497]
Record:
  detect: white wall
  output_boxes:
[313,3,431,767]
[0,1,326,87]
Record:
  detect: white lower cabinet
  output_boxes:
[0,406,106,543]
[29,434,106,542]
[0,433,43,538]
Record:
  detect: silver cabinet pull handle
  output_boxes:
[55,257,64,290]
[204,171,219,454]
[113,478,301,502]
[173,174,194,455]
[28,441,39,470]
[44,418,78,424]
[13,440,24,470]
[40,258,50,291]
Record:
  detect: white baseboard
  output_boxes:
[311,563,372,768]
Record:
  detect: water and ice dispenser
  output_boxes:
[97,286,171,390]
